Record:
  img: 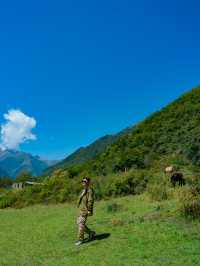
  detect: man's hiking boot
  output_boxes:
[75,240,84,246]
[88,231,96,240]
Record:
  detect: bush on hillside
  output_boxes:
[187,175,200,194]
[106,202,122,213]
[103,171,148,197]
[0,190,20,209]
[178,186,200,219]
[147,183,169,201]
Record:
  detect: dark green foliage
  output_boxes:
[0,177,13,188]
[15,171,34,183]
[101,170,148,198]
[0,191,19,208]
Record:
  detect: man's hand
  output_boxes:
[87,210,92,216]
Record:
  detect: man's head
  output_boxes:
[82,177,90,188]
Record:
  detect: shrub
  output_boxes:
[0,191,19,209]
[106,202,122,213]
[147,183,169,201]
[178,186,200,219]
[187,175,200,194]
[0,197,12,209]
[56,188,69,203]
[103,171,148,197]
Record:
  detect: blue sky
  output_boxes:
[0,0,199,159]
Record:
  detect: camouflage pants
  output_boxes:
[77,213,92,241]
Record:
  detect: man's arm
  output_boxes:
[87,188,94,215]
[77,189,86,208]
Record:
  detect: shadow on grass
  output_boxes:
[85,233,111,244]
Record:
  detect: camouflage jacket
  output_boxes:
[77,188,94,216]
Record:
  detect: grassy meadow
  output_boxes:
[1,193,200,266]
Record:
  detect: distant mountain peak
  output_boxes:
[0,149,58,179]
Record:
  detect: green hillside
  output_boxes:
[50,86,200,177]
[47,125,134,174]
[47,135,118,172]
[85,86,200,175]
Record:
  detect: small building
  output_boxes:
[12,182,24,190]
[12,181,42,190]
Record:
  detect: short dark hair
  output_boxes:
[82,177,90,183]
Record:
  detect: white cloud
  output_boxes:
[0,109,37,150]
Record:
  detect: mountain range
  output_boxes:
[0,149,58,179]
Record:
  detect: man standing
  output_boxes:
[75,177,96,246]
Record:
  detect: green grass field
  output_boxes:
[1,194,200,266]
